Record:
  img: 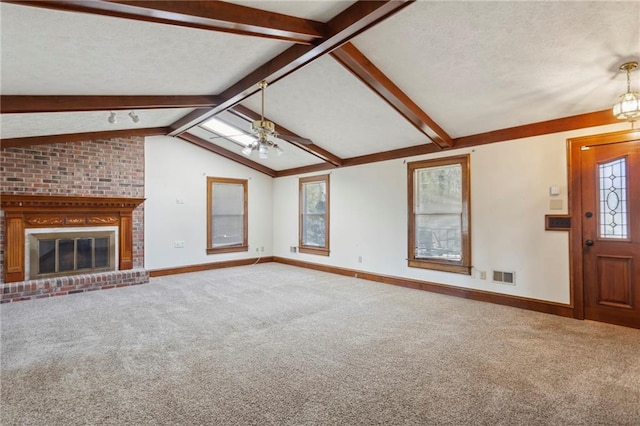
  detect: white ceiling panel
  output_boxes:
[225,1,355,21]
[241,55,430,159]
[0,2,291,95]
[0,109,192,139]
[353,1,640,138]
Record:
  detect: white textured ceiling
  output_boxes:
[0,2,291,95]
[225,1,355,21]
[0,109,192,139]
[241,55,429,158]
[1,1,639,171]
[352,1,640,138]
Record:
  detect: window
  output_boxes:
[299,174,330,256]
[408,155,471,274]
[207,177,248,254]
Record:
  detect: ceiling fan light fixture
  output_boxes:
[613,61,640,121]
[251,119,275,135]
[258,142,269,159]
[241,145,253,156]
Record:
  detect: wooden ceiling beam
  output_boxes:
[331,42,452,149]
[169,0,415,136]
[229,105,343,167]
[177,132,277,178]
[276,109,622,176]
[0,127,169,148]
[452,109,620,148]
[0,95,222,114]
[4,0,326,44]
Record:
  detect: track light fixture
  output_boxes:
[129,111,140,123]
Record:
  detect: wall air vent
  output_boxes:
[493,270,515,285]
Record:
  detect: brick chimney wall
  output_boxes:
[0,136,146,292]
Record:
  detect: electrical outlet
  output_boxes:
[290,246,297,253]
[358,256,363,263]
[479,271,486,280]
[260,246,264,252]
[174,241,185,248]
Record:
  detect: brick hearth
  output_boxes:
[0,270,150,303]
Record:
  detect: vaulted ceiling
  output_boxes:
[2,1,639,177]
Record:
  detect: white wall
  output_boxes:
[273,123,630,304]
[145,123,631,304]
[144,135,273,270]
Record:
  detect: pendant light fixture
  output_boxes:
[612,61,640,121]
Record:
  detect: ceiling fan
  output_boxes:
[208,80,313,159]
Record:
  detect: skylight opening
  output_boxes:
[201,117,256,147]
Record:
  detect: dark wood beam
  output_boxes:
[331,42,452,149]
[0,95,222,114]
[453,109,619,148]
[0,127,169,148]
[177,132,277,177]
[229,105,343,167]
[276,109,620,176]
[342,143,441,168]
[169,0,415,136]
[275,162,336,178]
[4,0,326,44]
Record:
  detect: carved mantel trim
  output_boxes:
[1,194,145,283]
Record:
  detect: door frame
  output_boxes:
[567,128,640,320]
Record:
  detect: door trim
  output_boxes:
[567,128,640,320]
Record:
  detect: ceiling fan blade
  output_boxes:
[278,134,313,145]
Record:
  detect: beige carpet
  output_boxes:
[1,263,639,425]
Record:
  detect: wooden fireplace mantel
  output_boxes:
[1,194,145,283]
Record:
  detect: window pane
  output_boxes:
[213,183,244,215]
[415,214,462,260]
[303,214,326,247]
[415,164,462,214]
[213,215,244,247]
[303,182,326,214]
[598,158,628,239]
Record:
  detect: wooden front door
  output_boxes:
[576,133,640,328]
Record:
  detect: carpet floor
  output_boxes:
[1,263,639,425]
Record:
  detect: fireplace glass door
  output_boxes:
[29,231,116,279]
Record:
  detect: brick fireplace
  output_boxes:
[0,136,149,302]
